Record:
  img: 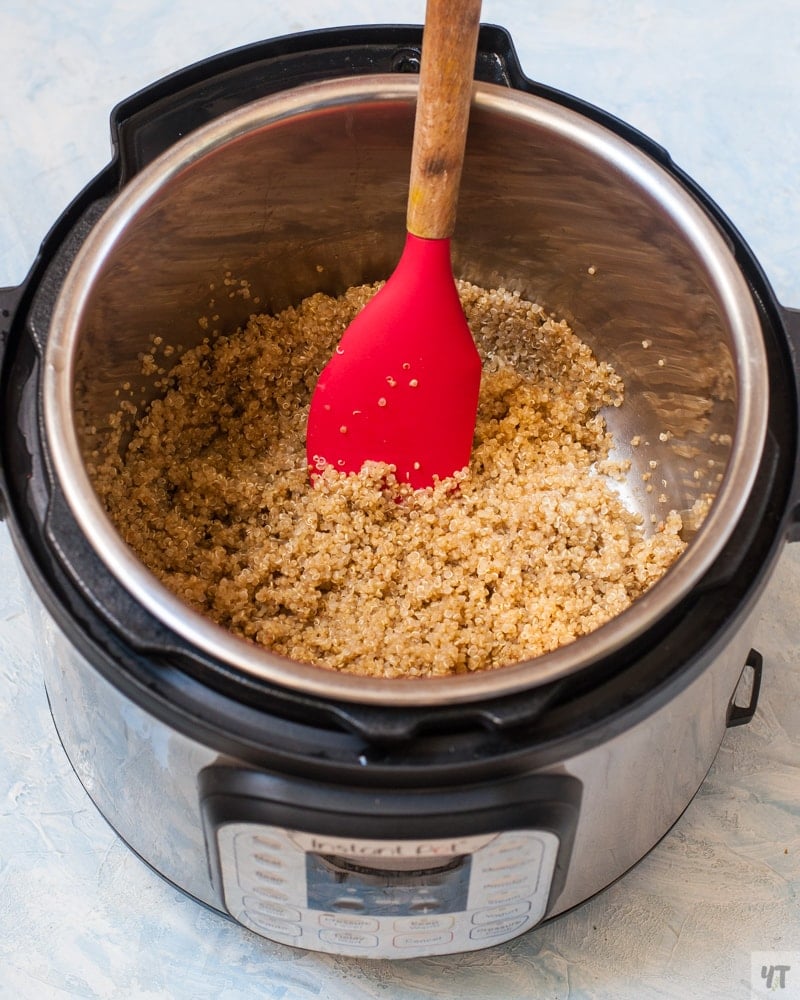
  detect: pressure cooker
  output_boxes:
[1,26,798,959]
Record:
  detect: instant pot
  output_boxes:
[1,26,798,959]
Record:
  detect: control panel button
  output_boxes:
[242,897,301,923]
[468,915,530,941]
[251,851,283,869]
[250,833,289,853]
[484,870,537,890]
[393,931,455,950]
[492,835,538,853]
[475,852,538,875]
[475,837,543,865]
[245,910,303,939]
[472,900,531,925]
[393,915,455,933]
[483,876,539,903]
[318,929,380,950]
[249,885,291,903]
[251,869,287,887]
[318,913,380,932]
[484,886,530,907]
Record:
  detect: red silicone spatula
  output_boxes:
[306,0,483,489]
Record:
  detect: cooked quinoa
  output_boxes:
[91,281,687,678]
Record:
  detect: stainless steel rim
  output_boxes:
[43,75,768,706]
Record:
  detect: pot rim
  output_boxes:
[43,75,768,706]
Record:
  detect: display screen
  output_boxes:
[306,853,472,916]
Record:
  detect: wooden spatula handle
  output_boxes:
[406,0,482,241]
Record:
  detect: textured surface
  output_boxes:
[1,2,799,998]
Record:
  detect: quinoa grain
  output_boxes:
[92,281,687,679]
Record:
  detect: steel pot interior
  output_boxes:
[44,76,767,705]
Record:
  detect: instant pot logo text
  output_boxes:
[289,832,497,857]
[308,838,462,857]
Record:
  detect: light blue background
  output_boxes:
[1,3,798,998]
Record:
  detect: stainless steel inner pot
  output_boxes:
[43,76,767,706]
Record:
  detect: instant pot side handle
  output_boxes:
[0,284,24,347]
[782,306,800,543]
[0,283,26,521]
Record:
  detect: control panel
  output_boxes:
[215,822,560,958]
